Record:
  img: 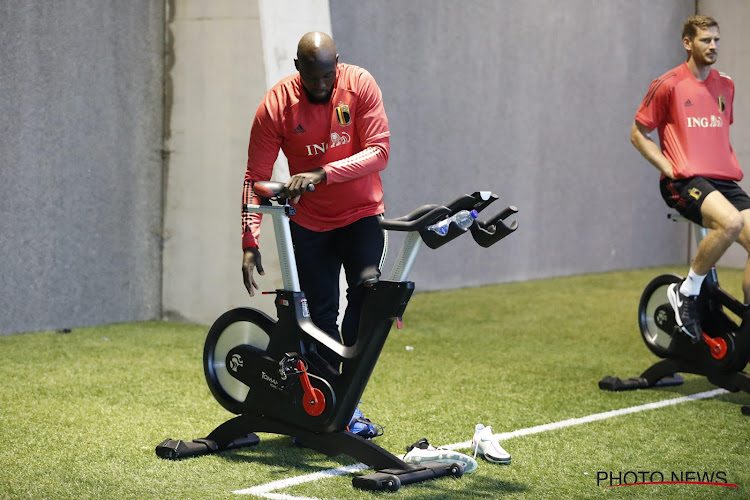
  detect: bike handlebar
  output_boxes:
[247,183,518,249]
[380,191,518,249]
[378,205,452,232]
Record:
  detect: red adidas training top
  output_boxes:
[242,63,390,250]
[635,62,740,181]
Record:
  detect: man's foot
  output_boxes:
[471,424,511,464]
[347,406,383,439]
[667,282,702,343]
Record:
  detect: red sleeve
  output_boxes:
[242,93,283,250]
[323,69,390,184]
[634,74,673,130]
[729,78,735,125]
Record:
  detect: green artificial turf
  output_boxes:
[1,267,748,499]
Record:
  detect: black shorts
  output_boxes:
[660,176,750,226]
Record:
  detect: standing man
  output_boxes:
[631,15,750,342]
[241,32,390,367]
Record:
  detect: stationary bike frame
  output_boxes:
[600,213,750,414]
[157,182,519,490]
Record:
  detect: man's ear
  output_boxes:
[294,58,299,71]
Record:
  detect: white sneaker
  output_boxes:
[471,424,511,464]
[402,439,477,473]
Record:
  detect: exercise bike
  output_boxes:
[600,213,750,415]
[156,181,518,491]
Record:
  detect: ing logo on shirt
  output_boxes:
[686,115,723,128]
[718,96,725,113]
[304,132,351,156]
[330,132,350,148]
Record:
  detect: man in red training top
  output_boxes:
[631,15,750,342]
[241,32,389,368]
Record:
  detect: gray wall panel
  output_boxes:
[331,0,694,291]
[0,1,164,334]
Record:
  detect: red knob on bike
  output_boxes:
[296,360,326,417]
[702,332,727,360]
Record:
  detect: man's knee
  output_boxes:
[705,206,744,239]
[722,212,745,240]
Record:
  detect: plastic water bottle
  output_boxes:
[426,209,479,236]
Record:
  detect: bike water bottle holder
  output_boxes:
[416,191,518,249]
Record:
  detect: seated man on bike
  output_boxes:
[631,15,750,342]
[241,31,390,368]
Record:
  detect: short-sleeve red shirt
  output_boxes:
[242,63,390,249]
[635,62,740,181]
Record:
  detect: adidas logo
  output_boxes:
[684,99,693,107]
[293,124,305,134]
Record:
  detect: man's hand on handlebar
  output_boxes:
[242,248,264,297]
[285,168,325,202]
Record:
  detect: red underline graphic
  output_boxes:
[605,481,738,488]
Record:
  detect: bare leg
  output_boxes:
[691,191,744,275]
[732,209,750,303]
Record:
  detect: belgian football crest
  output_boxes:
[335,102,351,126]
[718,96,725,113]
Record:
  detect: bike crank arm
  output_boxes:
[285,358,326,417]
[702,332,728,360]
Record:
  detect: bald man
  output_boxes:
[241,32,391,371]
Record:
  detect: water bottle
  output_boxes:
[426,209,479,236]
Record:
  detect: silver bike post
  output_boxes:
[273,210,301,292]
[246,203,302,292]
[387,232,423,282]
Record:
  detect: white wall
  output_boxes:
[162,0,331,324]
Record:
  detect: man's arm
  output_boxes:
[242,96,283,296]
[322,69,390,185]
[630,120,675,179]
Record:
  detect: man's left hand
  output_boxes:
[285,168,326,200]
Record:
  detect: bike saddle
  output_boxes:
[253,181,315,199]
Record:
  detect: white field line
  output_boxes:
[233,388,728,498]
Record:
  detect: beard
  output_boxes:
[694,49,717,66]
[303,86,333,104]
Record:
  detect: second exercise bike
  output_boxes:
[600,213,750,415]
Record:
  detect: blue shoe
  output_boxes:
[348,406,383,438]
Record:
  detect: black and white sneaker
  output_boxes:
[667,282,702,343]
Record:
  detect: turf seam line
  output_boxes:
[233,388,728,498]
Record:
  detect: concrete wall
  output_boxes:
[161,0,331,324]
[0,1,164,335]
[330,0,697,291]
